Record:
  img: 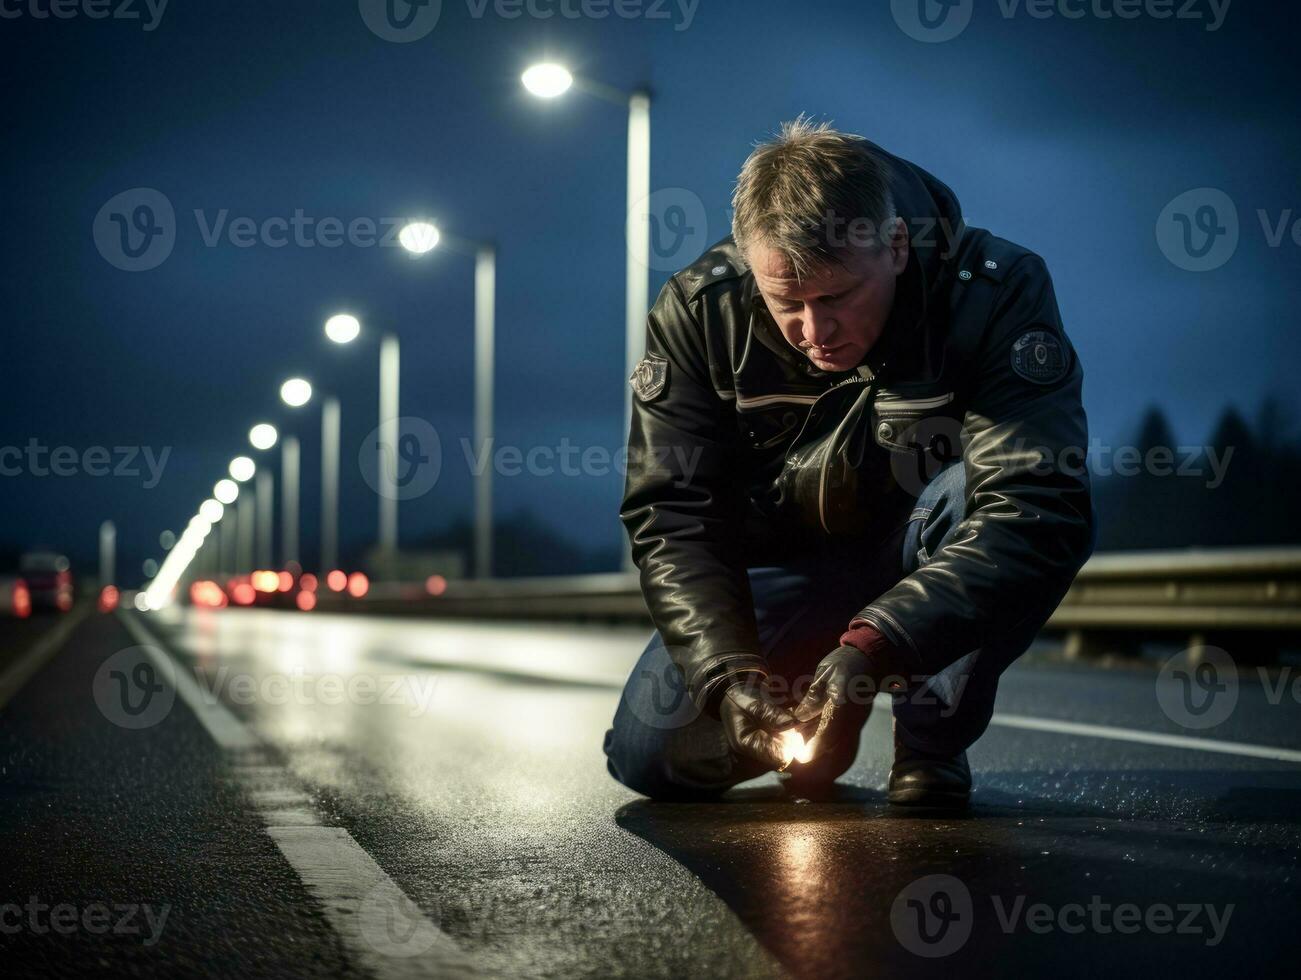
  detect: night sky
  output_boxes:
[2,0,1297,582]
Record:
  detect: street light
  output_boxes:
[321,313,398,566]
[214,479,239,505]
[229,456,256,482]
[398,221,440,254]
[247,424,278,568]
[278,379,311,566]
[521,63,573,99]
[397,220,497,578]
[280,377,313,407]
[324,313,361,344]
[523,63,650,572]
[249,422,278,450]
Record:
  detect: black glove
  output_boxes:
[719,676,801,771]
[793,645,882,760]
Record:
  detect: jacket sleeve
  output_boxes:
[621,279,768,713]
[851,254,1096,675]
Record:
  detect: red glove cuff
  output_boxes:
[839,622,892,657]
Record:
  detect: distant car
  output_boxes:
[19,551,74,612]
[0,576,31,618]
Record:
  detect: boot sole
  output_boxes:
[887,787,971,809]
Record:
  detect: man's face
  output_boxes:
[749,221,909,373]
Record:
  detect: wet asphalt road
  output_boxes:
[2,606,1299,979]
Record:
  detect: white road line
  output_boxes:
[119,611,257,750]
[990,712,1301,764]
[0,603,90,708]
[116,609,476,978]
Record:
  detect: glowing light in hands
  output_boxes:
[779,729,815,767]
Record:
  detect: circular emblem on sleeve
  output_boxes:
[629,353,669,402]
[1010,329,1068,385]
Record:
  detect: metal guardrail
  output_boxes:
[318,549,1301,652]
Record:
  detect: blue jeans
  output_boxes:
[603,463,1034,800]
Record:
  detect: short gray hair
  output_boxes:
[731,116,897,279]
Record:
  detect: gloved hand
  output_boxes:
[719,676,801,771]
[793,645,881,759]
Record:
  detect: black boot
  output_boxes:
[888,730,971,809]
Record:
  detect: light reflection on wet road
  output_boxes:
[161,608,1301,978]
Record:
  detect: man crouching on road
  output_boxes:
[603,118,1097,808]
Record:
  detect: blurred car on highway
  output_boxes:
[0,576,32,618]
[19,551,74,612]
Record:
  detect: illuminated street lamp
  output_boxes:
[247,424,278,568]
[249,422,278,450]
[322,313,398,566]
[521,62,573,99]
[324,313,361,344]
[213,479,239,505]
[397,221,440,254]
[278,377,313,564]
[280,377,313,408]
[523,63,649,571]
[229,456,256,482]
[397,220,496,578]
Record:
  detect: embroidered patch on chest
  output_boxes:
[629,353,669,402]
[1010,329,1069,385]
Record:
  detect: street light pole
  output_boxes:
[522,66,650,572]
[474,245,496,579]
[256,469,274,568]
[321,395,341,573]
[237,492,254,574]
[378,333,400,557]
[625,89,651,439]
[281,435,300,565]
[396,226,496,578]
[99,520,115,588]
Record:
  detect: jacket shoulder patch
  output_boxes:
[630,353,669,402]
[1010,328,1069,385]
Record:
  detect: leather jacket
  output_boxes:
[620,142,1096,714]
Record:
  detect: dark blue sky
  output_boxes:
[2,0,1297,580]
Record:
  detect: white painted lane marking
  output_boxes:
[269,826,477,978]
[118,610,258,750]
[115,609,476,978]
[989,712,1301,764]
[0,603,90,708]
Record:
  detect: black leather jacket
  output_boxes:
[620,142,1096,714]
